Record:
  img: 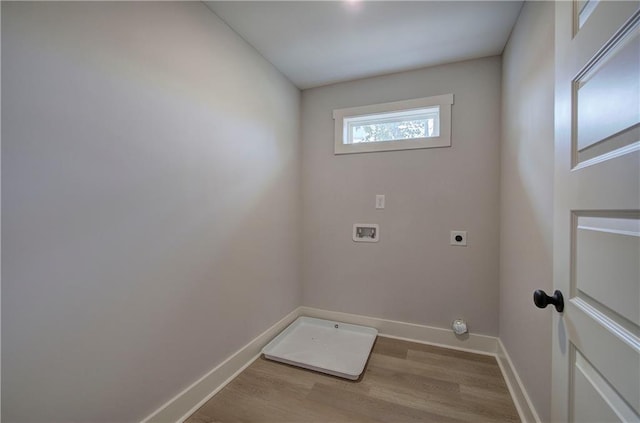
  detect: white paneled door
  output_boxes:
[553,1,640,422]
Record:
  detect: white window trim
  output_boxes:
[333,93,454,155]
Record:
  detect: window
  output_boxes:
[333,93,453,155]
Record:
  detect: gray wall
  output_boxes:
[500,2,555,421]
[301,57,502,335]
[1,2,301,422]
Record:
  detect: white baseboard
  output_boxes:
[140,307,301,423]
[496,338,541,423]
[141,306,538,423]
[299,306,499,355]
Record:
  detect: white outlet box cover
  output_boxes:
[353,224,379,242]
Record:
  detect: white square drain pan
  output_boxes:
[262,316,378,380]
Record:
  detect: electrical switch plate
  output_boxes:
[375,195,385,209]
[450,231,467,246]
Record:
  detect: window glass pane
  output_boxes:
[351,118,435,143]
[333,93,453,154]
[344,107,440,145]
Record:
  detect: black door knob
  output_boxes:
[533,289,564,313]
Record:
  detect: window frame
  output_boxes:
[333,93,454,155]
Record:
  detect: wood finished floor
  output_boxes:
[186,336,520,423]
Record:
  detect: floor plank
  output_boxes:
[186,337,520,423]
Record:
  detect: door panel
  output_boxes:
[553,1,640,422]
[568,300,639,415]
[575,214,639,326]
[575,23,639,162]
[572,348,638,422]
[572,13,640,164]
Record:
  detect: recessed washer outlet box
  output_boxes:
[353,224,379,242]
